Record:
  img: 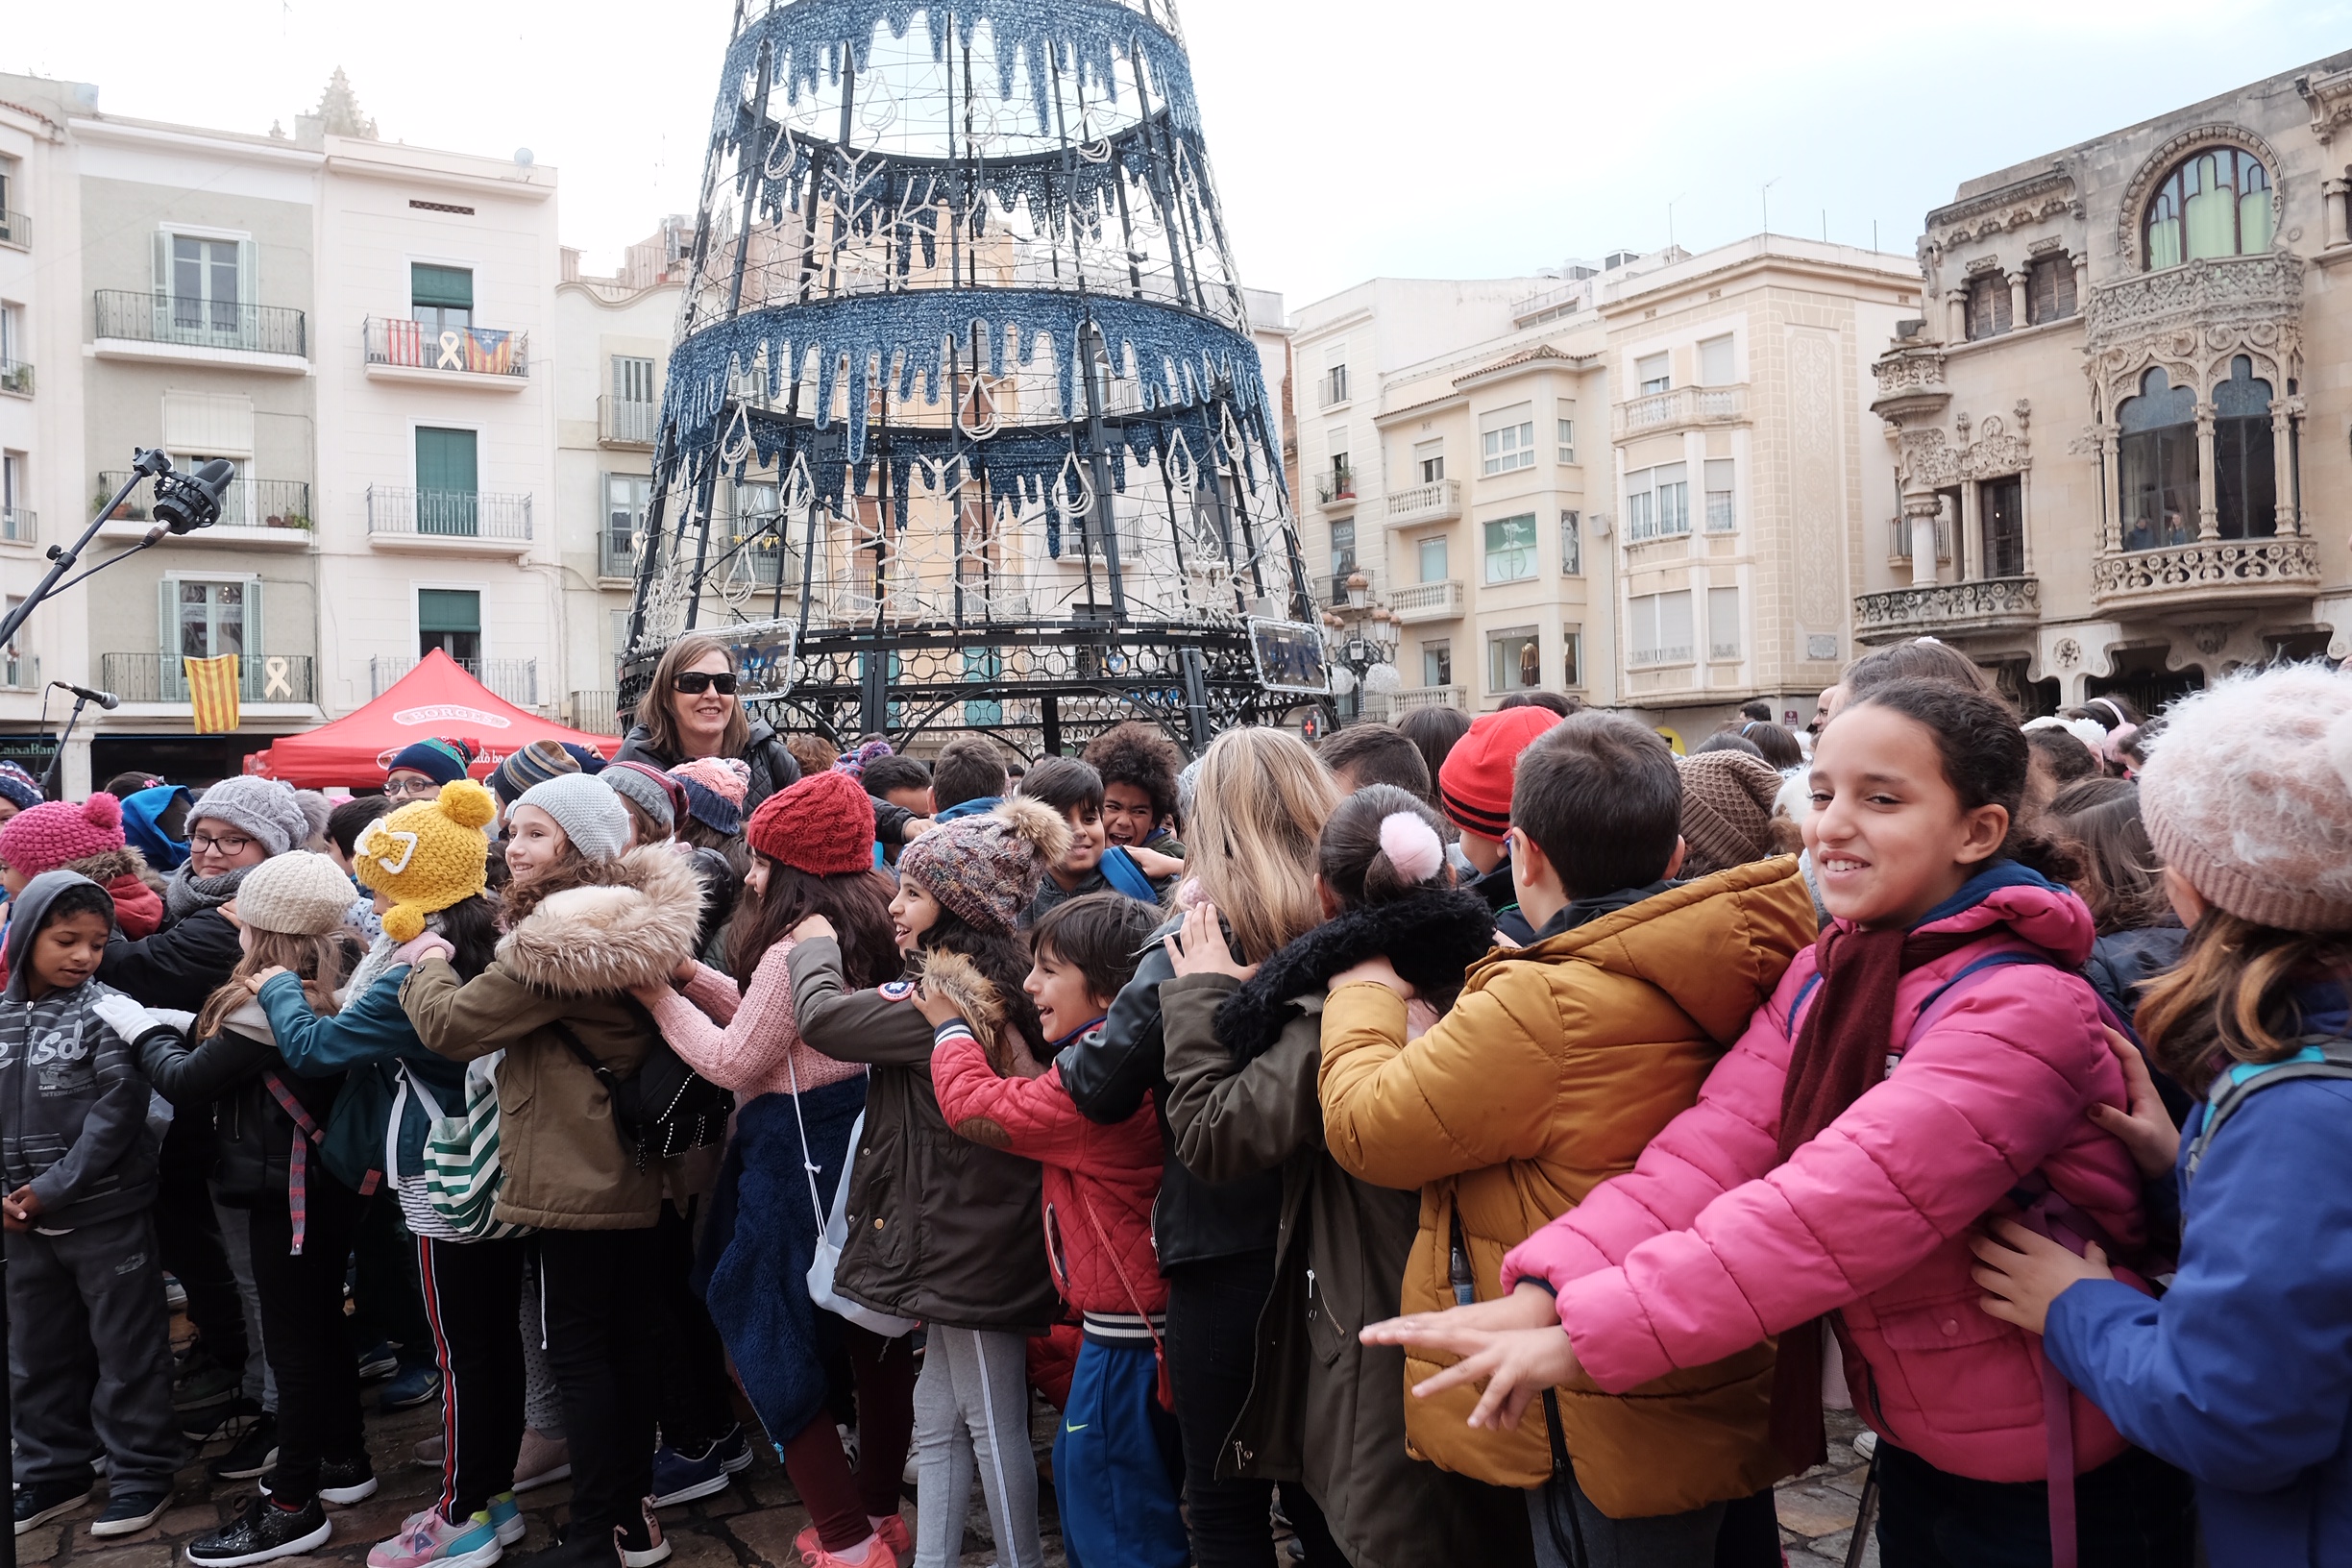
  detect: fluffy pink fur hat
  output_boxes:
[2140,663,2352,932]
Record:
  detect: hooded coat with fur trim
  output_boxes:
[400,846,703,1229]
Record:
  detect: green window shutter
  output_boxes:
[415,427,478,492]
[418,590,480,634]
[411,264,474,310]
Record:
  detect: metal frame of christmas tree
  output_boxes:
[622,0,1329,754]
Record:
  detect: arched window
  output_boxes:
[2214,355,2276,539]
[2144,148,2273,269]
[2117,367,2196,551]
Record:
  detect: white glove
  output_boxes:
[90,993,173,1045]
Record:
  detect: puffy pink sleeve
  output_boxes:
[1535,964,2119,1393]
[645,941,800,1093]
[1502,958,1803,1293]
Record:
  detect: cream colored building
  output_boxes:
[1297,236,1919,735]
[1861,49,2352,714]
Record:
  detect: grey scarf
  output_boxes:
[345,932,404,1004]
[163,862,254,925]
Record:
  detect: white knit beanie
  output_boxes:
[234,850,360,936]
[514,773,630,863]
[2140,663,2352,932]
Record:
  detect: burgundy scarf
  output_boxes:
[1766,920,1977,1471]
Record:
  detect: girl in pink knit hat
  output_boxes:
[0,794,163,941]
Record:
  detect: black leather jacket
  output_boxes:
[613,718,803,813]
[1054,915,1282,1269]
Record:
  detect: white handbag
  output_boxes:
[786,1055,917,1338]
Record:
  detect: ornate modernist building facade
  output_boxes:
[1862,50,2352,712]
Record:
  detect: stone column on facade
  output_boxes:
[2018,465,2035,576]
[2070,251,2091,306]
[2326,180,2351,250]
[2194,401,2219,541]
[1958,476,1980,581]
[2095,424,2121,552]
[1905,491,1942,588]
[2273,400,2301,533]
[2006,270,2029,331]
[1947,289,1970,344]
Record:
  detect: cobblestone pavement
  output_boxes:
[27,1354,1876,1568]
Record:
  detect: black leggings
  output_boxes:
[245,1174,368,1505]
[652,1199,735,1452]
[535,1227,662,1545]
[419,1234,528,1522]
[1162,1252,1346,1568]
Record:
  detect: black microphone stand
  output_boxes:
[37,688,98,803]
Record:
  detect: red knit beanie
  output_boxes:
[747,769,875,876]
[1437,707,1562,841]
[0,793,127,879]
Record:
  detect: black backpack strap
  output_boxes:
[2185,1035,2352,1185]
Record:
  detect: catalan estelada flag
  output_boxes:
[184,653,241,734]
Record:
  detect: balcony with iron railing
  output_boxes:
[567,691,625,736]
[1856,576,2042,644]
[599,397,658,447]
[0,508,33,545]
[0,209,26,250]
[0,651,37,691]
[1389,579,1464,623]
[1384,478,1461,527]
[100,651,315,706]
[1315,467,1357,508]
[0,358,29,397]
[93,290,308,365]
[1318,365,1350,408]
[95,472,312,549]
[1611,382,1747,438]
[372,655,540,708]
[366,487,533,553]
[364,317,529,384]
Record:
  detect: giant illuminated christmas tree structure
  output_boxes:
[622,0,1324,751]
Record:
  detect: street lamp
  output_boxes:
[1329,572,1401,723]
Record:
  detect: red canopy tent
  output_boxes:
[245,649,622,789]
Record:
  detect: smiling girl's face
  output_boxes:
[1803,701,2007,930]
[502,804,570,889]
[889,873,943,952]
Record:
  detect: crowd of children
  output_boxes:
[3,633,2349,1568]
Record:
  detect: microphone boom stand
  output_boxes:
[37,688,97,802]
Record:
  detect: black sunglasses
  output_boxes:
[674,671,739,696]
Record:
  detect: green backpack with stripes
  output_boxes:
[408,1055,527,1240]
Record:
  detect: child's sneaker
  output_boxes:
[185,1494,332,1567]
[367,1507,502,1568]
[90,1489,169,1538]
[872,1515,912,1559]
[512,1430,570,1493]
[485,1493,525,1547]
[259,1455,377,1507]
[207,1415,280,1482]
[13,1478,88,1534]
[648,1440,728,1507]
[619,1500,670,1568]
[712,1425,753,1475]
[793,1524,899,1568]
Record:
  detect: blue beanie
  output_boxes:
[385,737,477,787]
[0,761,43,812]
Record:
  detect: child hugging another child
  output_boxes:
[5,873,184,1540]
[923,892,1179,1568]
[784,798,1066,1568]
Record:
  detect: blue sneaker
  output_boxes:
[713,1425,753,1476]
[484,1493,525,1547]
[648,1441,728,1507]
[380,1363,442,1412]
[356,1341,401,1381]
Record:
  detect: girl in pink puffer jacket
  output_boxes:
[1369,677,2187,1566]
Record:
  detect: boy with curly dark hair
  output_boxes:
[1080,723,1184,857]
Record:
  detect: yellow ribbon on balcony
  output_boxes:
[184,653,241,734]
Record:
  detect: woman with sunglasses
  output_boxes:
[614,634,806,815]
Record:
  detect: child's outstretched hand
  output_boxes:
[1164,901,1256,981]
[1363,1283,1579,1431]
[1971,1216,2115,1335]
[2,1185,41,1232]
[2086,1027,2180,1180]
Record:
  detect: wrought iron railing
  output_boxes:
[1318,366,1349,407]
[93,290,308,357]
[371,656,539,707]
[1315,469,1356,505]
[366,487,532,541]
[0,508,32,544]
[567,691,625,736]
[364,316,529,378]
[99,472,311,530]
[0,210,26,249]
[0,358,29,396]
[600,396,658,446]
[101,651,314,704]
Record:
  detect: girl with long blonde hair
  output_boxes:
[1054,725,1356,1565]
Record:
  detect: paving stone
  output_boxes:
[67,1544,173,1568]
[16,1525,64,1560]
[725,1503,819,1566]
[1776,1482,1861,1538]
[661,1527,738,1568]
[156,1505,218,1535]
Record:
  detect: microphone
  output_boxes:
[148,458,235,540]
[51,680,119,711]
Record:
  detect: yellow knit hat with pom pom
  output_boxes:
[354,779,496,943]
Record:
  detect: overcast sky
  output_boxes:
[12,1,2351,312]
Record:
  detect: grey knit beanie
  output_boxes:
[186,776,310,857]
[513,773,630,863]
